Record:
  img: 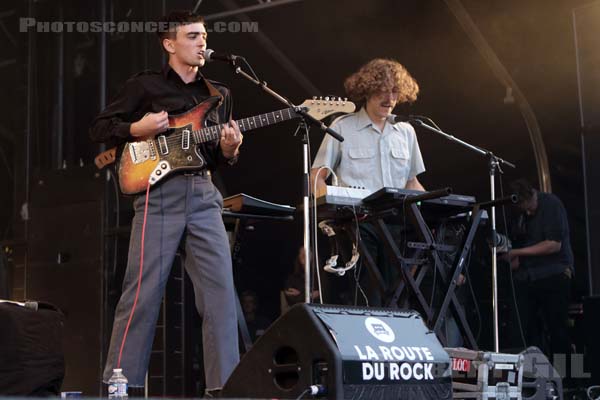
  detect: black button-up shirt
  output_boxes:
[89,65,233,171]
[515,192,574,281]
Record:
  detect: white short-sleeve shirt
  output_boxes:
[312,107,426,193]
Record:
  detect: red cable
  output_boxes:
[117,181,151,368]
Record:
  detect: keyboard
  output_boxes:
[363,187,476,208]
[315,185,476,219]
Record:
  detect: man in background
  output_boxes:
[507,179,573,361]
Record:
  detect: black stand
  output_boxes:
[222,56,343,303]
[344,190,481,348]
[409,116,515,352]
[317,187,516,348]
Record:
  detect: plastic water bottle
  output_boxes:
[107,368,128,399]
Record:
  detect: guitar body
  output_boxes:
[118,99,218,195]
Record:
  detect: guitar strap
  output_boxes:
[203,78,225,127]
[204,79,224,107]
[94,147,117,169]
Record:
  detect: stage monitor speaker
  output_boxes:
[520,347,563,400]
[0,301,65,395]
[221,304,452,400]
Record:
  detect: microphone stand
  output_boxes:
[409,117,515,352]
[223,57,344,303]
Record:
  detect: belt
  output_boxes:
[182,169,211,177]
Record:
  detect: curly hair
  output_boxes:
[344,58,419,104]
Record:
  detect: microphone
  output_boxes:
[394,115,430,130]
[394,115,422,123]
[204,49,240,63]
[393,115,411,123]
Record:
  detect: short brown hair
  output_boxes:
[344,58,419,104]
[156,11,204,45]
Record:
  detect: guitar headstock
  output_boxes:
[299,96,356,120]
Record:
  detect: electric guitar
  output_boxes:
[95,97,355,195]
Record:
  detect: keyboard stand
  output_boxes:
[405,201,483,349]
[324,189,482,349]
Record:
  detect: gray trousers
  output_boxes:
[103,174,239,390]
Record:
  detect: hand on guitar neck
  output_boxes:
[220,120,242,160]
[130,111,170,137]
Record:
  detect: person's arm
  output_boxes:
[310,121,343,193]
[310,167,329,194]
[510,240,561,258]
[405,176,425,191]
[511,195,567,259]
[284,288,301,297]
[127,111,170,139]
[89,78,156,143]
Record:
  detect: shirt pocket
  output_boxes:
[345,147,376,180]
[390,146,410,180]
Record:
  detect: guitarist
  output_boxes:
[89,11,242,397]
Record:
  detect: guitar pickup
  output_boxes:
[129,140,156,164]
[182,129,190,150]
[157,135,169,155]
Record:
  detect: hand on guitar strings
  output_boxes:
[130,110,170,137]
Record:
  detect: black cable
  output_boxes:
[399,202,408,258]
[428,224,441,321]
[498,176,527,349]
[239,56,261,83]
[413,115,443,131]
[0,142,15,240]
[295,388,311,400]
[351,204,368,306]
[353,251,369,306]
[0,146,14,181]
[422,213,442,324]
[463,242,482,342]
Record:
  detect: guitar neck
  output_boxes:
[192,107,297,144]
